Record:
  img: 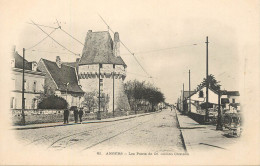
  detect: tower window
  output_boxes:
[199,91,204,98]
[33,81,37,92]
[99,64,103,68]
[113,64,115,69]
[100,79,104,92]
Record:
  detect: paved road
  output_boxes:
[16,109,186,154]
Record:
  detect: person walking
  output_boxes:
[73,107,79,123]
[79,108,83,123]
[64,109,69,124]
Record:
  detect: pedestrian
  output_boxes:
[64,109,69,124]
[73,107,79,123]
[79,108,83,123]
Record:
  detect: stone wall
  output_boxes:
[11,109,136,125]
[78,64,130,112]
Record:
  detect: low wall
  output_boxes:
[11,109,144,125]
[188,112,205,124]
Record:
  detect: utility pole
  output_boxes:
[205,36,209,123]
[216,90,223,130]
[21,48,26,125]
[183,83,185,114]
[189,69,191,113]
[98,64,101,120]
[112,67,115,117]
[134,82,137,114]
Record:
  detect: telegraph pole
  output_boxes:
[189,69,191,113]
[216,90,223,130]
[98,64,101,120]
[21,48,26,125]
[205,36,209,123]
[112,67,115,117]
[183,83,185,114]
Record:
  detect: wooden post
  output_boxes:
[205,36,209,123]
[216,90,223,130]
[21,48,26,125]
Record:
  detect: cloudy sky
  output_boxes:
[4,0,258,104]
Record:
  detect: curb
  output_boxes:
[174,109,188,153]
[12,110,160,130]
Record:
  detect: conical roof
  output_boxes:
[79,31,126,66]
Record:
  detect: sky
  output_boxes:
[4,0,259,104]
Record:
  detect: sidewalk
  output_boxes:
[175,109,240,154]
[11,111,159,130]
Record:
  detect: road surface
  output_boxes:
[16,109,186,154]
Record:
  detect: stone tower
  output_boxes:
[78,30,130,112]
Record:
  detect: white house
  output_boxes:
[11,48,45,109]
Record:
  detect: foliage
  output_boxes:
[38,95,68,109]
[81,91,98,112]
[124,80,165,112]
[81,91,110,112]
[196,74,221,91]
[100,93,110,112]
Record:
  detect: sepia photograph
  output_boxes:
[0,0,259,165]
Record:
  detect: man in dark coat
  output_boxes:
[73,107,79,123]
[78,108,84,123]
[64,109,69,124]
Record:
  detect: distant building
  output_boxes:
[187,86,219,114]
[10,47,45,109]
[185,85,240,114]
[221,91,240,112]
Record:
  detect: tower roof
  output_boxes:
[79,31,126,66]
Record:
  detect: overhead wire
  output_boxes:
[27,49,79,55]
[60,28,85,46]
[98,14,151,78]
[26,22,57,29]
[30,20,80,57]
[25,28,57,51]
[121,43,203,55]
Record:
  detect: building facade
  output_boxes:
[37,57,85,108]
[78,30,130,112]
[10,48,45,109]
[37,30,130,112]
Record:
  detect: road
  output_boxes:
[16,109,186,154]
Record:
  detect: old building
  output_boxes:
[187,86,219,114]
[10,47,45,109]
[37,57,85,107]
[78,30,130,112]
[37,30,130,112]
[221,91,240,112]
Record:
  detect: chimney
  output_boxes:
[113,32,120,57]
[12,45,16,53]
[32,61,37,71]
[56,56,61,68]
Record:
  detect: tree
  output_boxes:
[124,80,165,112]
[101,93,110,112]
[81,91,110,113]
[81,91,98,113]
[38,95,68,109]
[197,74,221,91]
